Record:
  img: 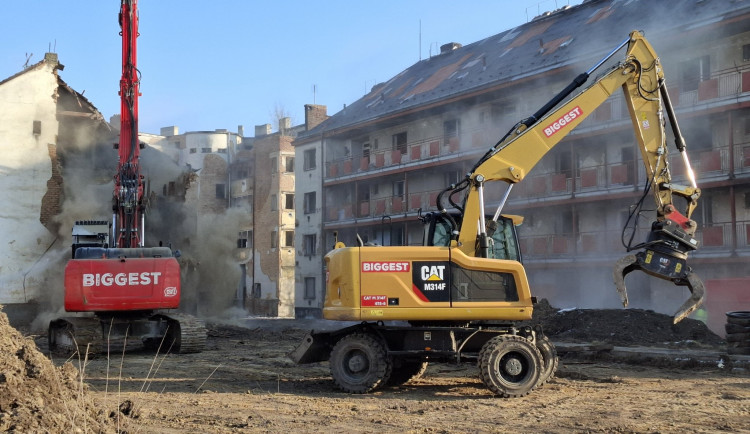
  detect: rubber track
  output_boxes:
[164,313,207,354]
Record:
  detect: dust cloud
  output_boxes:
[29,122,247,331]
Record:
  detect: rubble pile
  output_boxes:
[0,307,123,433]
[527,299,724,347]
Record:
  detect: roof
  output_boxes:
[298,0,750,139]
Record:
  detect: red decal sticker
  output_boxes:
[361,295,388,307]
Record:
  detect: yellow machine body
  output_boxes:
[323,245,533,322]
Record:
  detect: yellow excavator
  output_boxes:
[290,31,705,397]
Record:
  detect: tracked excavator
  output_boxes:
[290,31,705,397]
[48,0,206,354]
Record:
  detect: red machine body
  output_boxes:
[64,256,180,312]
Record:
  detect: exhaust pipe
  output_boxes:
[613,220,705,324]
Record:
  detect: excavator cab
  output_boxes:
[421,211,521,261]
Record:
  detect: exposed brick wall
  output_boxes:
[39,143,63,232]
[199,154,228,215]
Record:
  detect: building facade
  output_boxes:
[293,0,750,332]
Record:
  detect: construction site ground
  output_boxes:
[16,309,748,434]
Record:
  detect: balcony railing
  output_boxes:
[325,189,443,223]
[519,220,750,261]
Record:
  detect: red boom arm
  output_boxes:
[115,0,143,248]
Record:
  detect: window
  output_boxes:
[283,230,294,247]
[304,192,317,214]
[33,120,41,135]
[391,225,405,246]
[218,148,227,154]
[392,132,407,154]
[304,277,316,299]
[679,55,710,92]
[443,119,459,140]
[393,180,405,199]
[215,183,226,199]
[237,230,252,249]
[271,194,277,211]
[284,193,294,210]
[303,149,316,170]
[271,157,277,173]
[201,147,211,153]
[189,148,197,154]
[271,230,278,248]
[303,234,317,256]
[744,44,750,62]
[285,157,295,172]
[445,170,461,186]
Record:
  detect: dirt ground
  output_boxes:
[18,311,747,434]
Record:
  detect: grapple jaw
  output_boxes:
[613,220,705,324]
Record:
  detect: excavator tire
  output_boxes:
[330,333,392,393]
[535,335,558,387]
[386,360,428,386]
[478,335,542,398]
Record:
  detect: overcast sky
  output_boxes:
[1,0,582,135]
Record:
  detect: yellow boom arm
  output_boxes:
[443,31,703,323]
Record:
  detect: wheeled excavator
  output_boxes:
[290,31,705,397]
[48,0,206,354]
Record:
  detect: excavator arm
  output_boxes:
[439,31,704,323]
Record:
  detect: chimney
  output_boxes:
[279,117,291,133]
[255,124,272,137]
[440,42,462,54]
[304,104,328,130]
[44,52,64,70]
[238,125,244,137]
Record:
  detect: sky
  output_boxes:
[1,0,582,135]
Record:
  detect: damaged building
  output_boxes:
[0,52,111,320]
[293,0,750,333]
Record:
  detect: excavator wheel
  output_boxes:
[478,335,542,398]
[535,335,558,387]
[386,360,428,386]
[330,333,392,393]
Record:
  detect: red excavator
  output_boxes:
[49,0,205,354]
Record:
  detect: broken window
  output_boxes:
[190,148,197,154]
[303,234,316,256]
[271,231,278,248]
[393,180,405,199]
[304,192,316,214]
[744,44,750,62]
[303,149,316,170]
[271,194,277,211]
[284,193,294,210]
[283,230,294,247]
[33,120,41,136]
[443,119,459,140]
[215,184,226,199]
[285,157,295,172]
[304,277,316,299]
[679,55,710,92]
[392,132,407,154]
[201,147,211,153]
[237,230,252,249]
[271,157,278,173]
